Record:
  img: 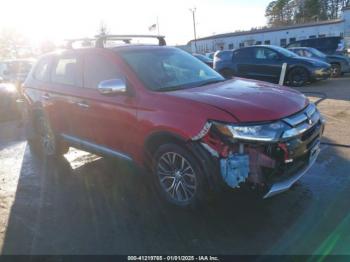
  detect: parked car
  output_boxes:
[0,59,34,84]
[23,35,325,208]
[214,45,331,87]
[192,53,213,67]
[0,83,22,122]
[205,52,215,60]
[213,50,234,77]
[288,47,350,77]
[286,36,346,55]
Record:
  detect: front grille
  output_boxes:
[302,122,317,141]
[283,103,320,140]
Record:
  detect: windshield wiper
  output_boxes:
[157,85,184,92]
[198,79,226,87]
[156,79,227,92]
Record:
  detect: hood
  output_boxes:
[168,78,309,123]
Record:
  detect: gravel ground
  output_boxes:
[0,77,349,255]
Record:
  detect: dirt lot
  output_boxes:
[0,77,349,255]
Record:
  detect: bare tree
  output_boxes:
[0,29,29,59]
[97,21,109,36]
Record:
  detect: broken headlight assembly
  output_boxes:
[213,121,289,142]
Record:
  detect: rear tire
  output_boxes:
[28,111,68,157]
[331,64,341,78]
[152,143,209,208]
[287,67,309,87]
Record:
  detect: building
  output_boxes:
[189,7,350,53]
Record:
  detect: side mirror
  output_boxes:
[98,78,127,95]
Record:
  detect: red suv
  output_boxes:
[23,35,325,207]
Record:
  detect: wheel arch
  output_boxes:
[143,131,221,191]
[286,65,311,79]
[286,64,310,75]
[144,131,188,164]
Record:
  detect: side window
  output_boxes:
[295,49,304,56]
[83,53,120,89]
[51,56,82,86]
[304,50,313,58]
[254,48,278,60]
[233,49,252,59]
[34,57,51,81]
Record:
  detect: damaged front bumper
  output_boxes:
[192,103,325,198]
[263,138,321,198]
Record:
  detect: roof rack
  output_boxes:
[95,34,166,48]
[65,38,96,49]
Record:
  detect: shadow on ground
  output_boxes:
[1,137,350,255]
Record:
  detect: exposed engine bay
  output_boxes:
[192,103,325,197]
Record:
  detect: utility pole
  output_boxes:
[189,7,197,53]
[156,16,160,36]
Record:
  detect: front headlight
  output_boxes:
[214,121,288,142]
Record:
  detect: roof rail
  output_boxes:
[95,34,166,48]
[65,38,96,49]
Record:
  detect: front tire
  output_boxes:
[152,143,208,208]
[287,67,309,87]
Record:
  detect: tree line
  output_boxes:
[265,0,350,27]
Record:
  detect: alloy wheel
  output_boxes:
[331,65,341,78]
[156,152,197,203]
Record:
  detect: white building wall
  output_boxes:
[191,8,350,53]
[342,8,350,48]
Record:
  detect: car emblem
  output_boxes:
[306,115,313,125]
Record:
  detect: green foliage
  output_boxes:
[265,0,350,27]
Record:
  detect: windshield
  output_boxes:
[272,46,298,58]
[309,48,327,58]
[120,48,224,91]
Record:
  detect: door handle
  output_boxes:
[42,94,50,100]
[76,101,89,109]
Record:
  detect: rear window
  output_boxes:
[215,51,233,60]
